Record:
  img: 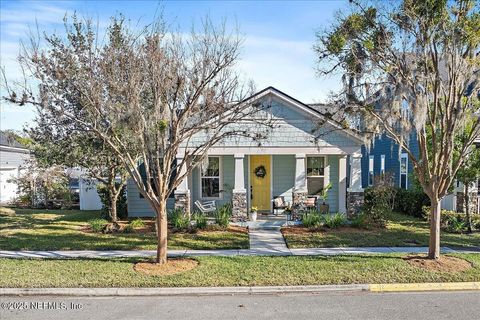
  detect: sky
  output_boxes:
[0,0,349,132]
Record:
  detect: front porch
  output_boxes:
[174,150,365,220]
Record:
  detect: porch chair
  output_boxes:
[272,196,288,215]
[304,196,319,211]
[194,200,217,215]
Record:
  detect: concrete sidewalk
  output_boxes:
[0,246,476,259]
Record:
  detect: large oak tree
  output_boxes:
[315,0,480,259]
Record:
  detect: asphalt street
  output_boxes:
[1,291,479,320]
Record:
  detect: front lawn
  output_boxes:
[0,208,248,250]
[0,254,479,287]
[282,212,480,249]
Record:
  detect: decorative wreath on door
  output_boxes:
[254,165,267,178]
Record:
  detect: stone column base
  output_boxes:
[347,191,364,217]
[232,191,247,221]
[174,191,190,217]
[456,192,479,214]
[292,190,308,219]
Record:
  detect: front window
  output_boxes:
[380,155,385,176]
[201,156,221,198]
[307,157,325,195]
[400,154,408,189]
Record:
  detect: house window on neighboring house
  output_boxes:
[368,156,374,186]
[400,153,408,189]
[201,156,221,199]
[380,155,385,176]
[306,156,325,195]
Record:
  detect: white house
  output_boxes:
[0,132,30,205]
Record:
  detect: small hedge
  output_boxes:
[395,188,430,217]
[422,206,480,233]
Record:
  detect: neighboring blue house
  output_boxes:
[127,87,366,218]
[361,133,419,190]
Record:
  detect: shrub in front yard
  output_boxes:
[215,204,231,228]
[302,211,323,229]
[88,218,109,233]
[324,213,346,229]
[129,218,145,229]
[395,188,430,217]
[194,212,208,230]
[422,206,480,233]
[363,176,396,227]
[168,208,191,230]
[350,212,367,228]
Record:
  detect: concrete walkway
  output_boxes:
[248,227,290,254]
[0,247,477,259]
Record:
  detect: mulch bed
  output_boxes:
[134,258,199,276]
[82,220,248,235]
[404,255,472,273]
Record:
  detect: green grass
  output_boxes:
[0,208,248,250]
[283,212,480,249]
[0,254,479,287]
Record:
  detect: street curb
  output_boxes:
[369,282,480,292]
[1,282,479,296]
[0,285,369,297]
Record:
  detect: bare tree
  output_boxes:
[315,0,480,259]
[4,15,270,264]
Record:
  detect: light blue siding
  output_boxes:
[126,178,174,217]
[272,155,295,204]
[327,155,339,212]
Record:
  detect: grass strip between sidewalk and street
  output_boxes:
[0,254,479,288]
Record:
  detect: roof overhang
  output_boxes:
[238,86,365,145]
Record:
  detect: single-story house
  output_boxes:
[127,87,366,218]
[0,132,30,205]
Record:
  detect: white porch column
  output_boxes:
[338,155,347,214]
[292,153,308,210]
[347,152,364,216]
[294,153,307,192]
[232,154,247,221]
[174,156,190,215]
[233,154,246,192]
[348,153,363,193]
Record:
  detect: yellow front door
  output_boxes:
[250,155,271,212]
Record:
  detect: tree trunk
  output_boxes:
[155,200,168,264]
[109,186,118,223]
[465,183,472,233]
[428,199,441,260]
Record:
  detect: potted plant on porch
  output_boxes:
[250,206,258,221]
[319,182,332,214]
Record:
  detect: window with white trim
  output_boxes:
[306,157,325,195]
[400,153,408,189]
[368,156,374,186]
[380,155,385,176]
[201,156,221,198]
